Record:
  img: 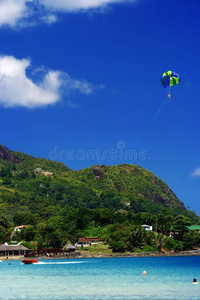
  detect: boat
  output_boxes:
[22,259,39,264]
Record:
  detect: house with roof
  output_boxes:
[0,242,29,256]
[169,224,200,237]
[142,224,153,231]
[187,225,200,232]
[13,225,29,232]
[63,243,76,252]
[75,237,102,247]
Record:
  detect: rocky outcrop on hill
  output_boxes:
[0,144,20,163]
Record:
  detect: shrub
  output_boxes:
[109,241,127,252]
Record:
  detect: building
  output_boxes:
[0,243,29,256]
[187,225,200,232]
[63,243,76,252]
[75,237,102,247]
[13,225,29,232]
[142,224,153,231]
[34,168,53,176]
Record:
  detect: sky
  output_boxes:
[0,0,200,215]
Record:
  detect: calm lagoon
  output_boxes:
[0,256,200,300]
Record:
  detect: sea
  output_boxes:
[0,256,200,300]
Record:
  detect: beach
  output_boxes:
[1,248,200,261]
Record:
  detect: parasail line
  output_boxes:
[131,96,169,150]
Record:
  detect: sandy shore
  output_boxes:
[1,249,200,261]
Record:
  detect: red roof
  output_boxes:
[78,237,102,242]
[15,225,29,229]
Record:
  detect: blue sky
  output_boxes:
[0,0,200,215]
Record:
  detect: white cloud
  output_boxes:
[189,167,200,178]
[0,0,137,28]
[0,55,96,108]
[40,0,135,11]
[42,14,57,24]
[63,74,94,95]
[67,100,80,108]
[0,0,29,27]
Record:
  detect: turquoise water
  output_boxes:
[0,256,200,299]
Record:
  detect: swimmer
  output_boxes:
[193,278,199,284]
[142,270,147,275]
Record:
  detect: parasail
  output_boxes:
[161,71,181,100]
[161,71,181,88]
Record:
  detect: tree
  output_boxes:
[0,225,7,242]
[172,215,191,239]
[154,210,174,235]
[114,209,129,224]
[23,225,36,242]
[0,215,9,228]
[77,208,95,230]
[132,212,153,225]
[109,241,127,252]
[182,230,200,249]
[106,224,147,252]
[94,209,114,227]
[13,212,36,225]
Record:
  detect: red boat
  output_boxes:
[22,259,39,264]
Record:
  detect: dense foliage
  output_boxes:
[0,145,200,253]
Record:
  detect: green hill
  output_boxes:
[1,143,200,252]
[0,143,197,222]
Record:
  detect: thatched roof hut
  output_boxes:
[63,243,76,251]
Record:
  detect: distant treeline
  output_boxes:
[1,209,200,253]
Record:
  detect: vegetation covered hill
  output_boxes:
[0,143,199,253]
[0,144,193,219]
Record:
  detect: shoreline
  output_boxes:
[1,249,200,261]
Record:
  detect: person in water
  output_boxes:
[142,270,147,275]
[193,278,199,284]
